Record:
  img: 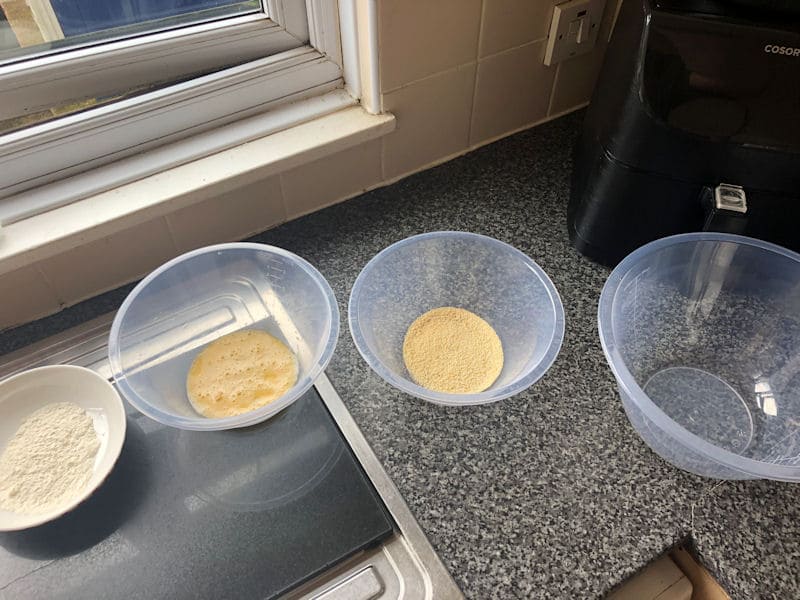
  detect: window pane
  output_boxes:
[0,0,261,64]
[0,72,199,134]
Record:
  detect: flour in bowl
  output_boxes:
[0,402,100,515]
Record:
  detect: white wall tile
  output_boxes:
[40,217,177,306]
[379,0,482,91]
[281,140,382,220]
[382,65,477,180]
[480,0,555,58]
[0,266,61,330]
[471,41,556,145]
[167,177,285,252]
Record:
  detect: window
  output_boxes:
[0,0,355,223]
[0,1,267,69]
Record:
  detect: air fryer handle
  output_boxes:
[701,184,748,235]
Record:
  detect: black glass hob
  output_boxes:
[0,387,395,599]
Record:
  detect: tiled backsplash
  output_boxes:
[379,0,619,177]
[0,0,620,330]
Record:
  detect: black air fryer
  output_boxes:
[568,0,800,266]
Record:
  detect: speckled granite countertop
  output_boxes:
[1,112,798,599]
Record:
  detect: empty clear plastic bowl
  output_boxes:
[109,243,339,431]
[348,231,565,405]
[599,232,800,480]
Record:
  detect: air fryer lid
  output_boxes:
[660,0,800,15]
[728,0,800,13]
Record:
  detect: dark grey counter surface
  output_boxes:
[1,112,797,599]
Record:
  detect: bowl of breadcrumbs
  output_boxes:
[348,231,565,405]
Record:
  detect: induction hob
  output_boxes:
[0,314,462,600]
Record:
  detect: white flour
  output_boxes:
[0,402,100,515]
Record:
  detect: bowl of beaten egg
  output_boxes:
[348,232,565,405]
[109,243,339,430]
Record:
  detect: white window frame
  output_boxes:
[0,0,366,224]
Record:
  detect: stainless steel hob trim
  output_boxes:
[0,314,463,600]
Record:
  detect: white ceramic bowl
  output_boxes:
[0,365,127,531]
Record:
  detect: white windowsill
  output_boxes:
[0,100,395,276]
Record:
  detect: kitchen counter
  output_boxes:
[1,112,798,599]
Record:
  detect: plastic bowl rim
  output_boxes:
[348,231,565,406]
[108,242,340,431]
[597,232,800,480]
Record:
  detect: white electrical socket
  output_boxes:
[544,0,606,66]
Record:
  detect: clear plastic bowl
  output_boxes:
[109,243,339,431]
[348,231,565,405]
[598,232,800,480]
